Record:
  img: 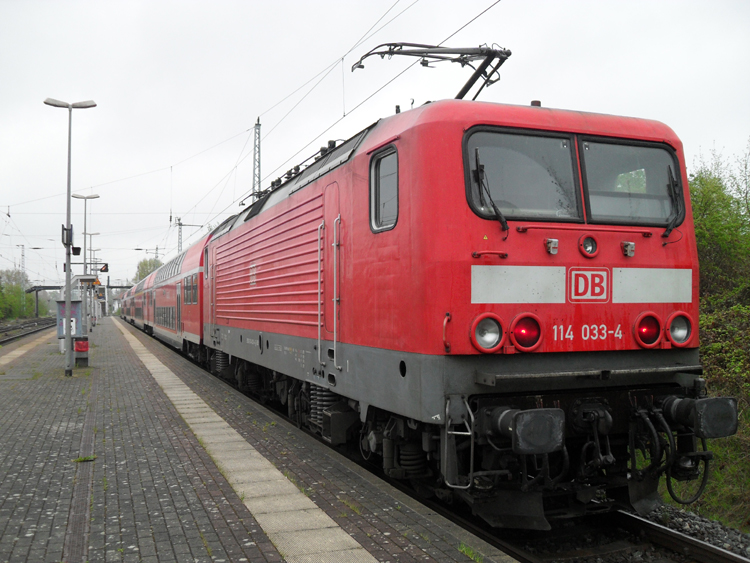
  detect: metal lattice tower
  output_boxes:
[17,245,25,277]
[252,117,261,200]
[176,217,201,253]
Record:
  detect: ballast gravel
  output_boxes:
[645,504,750,560]
[524,504,749,563]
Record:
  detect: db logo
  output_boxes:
[569,268,610,302]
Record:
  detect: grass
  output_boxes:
[340,497,363,515]
[262,421,276,432]
[198,529,212,557]
[458,542,483,562]
[282,469,312,496]
[661,303,750,532]
[72,455,96,463]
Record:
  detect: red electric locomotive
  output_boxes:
[123,45,737,530]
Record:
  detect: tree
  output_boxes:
[134,258,163,283]
[690,145,750,305]
[0,268,32,320]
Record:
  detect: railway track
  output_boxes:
[488,510,750,563]
[610,511,749,563]
[0,318,56,346]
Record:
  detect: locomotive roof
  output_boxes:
[361,99,682,152]
[206,98,682,241]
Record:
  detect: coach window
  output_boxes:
[370,147,398,231]
[192,274,198,304]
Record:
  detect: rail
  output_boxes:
[0,318,56,346]
[612,510,749,563]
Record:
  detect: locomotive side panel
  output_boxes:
[212,190,324,336]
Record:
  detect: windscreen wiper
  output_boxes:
[474,148,509,232]
[663,165,682,238]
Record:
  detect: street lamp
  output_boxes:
[72,194,99,333]
[44,97,97,377]
[134,246,159,259]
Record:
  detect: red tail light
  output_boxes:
[634,313,662,348]
[511,315,542,351]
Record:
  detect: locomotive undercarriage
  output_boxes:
[195,345,737,531]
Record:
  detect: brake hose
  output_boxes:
[666,437,710,505]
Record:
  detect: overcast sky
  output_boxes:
[1,0,749,290]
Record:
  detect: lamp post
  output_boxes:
[72,194,99,333]
[44,97,97,377]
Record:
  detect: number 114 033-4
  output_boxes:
[552,324,623,341]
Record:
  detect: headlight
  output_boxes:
[578,234,599,258]
[470,314,505,353]
[667,313,693,346]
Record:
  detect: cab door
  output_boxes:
[321,182,342,369]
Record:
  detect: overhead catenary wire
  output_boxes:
[21,0,503,277]
[73,1,424,266]
[173,3,431,251]
[180,0,505,253]
[5,0,421,232]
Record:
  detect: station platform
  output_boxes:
[0,317,516,563]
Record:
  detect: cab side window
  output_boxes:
[370,147,398,231]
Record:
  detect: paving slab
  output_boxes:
[0,318,283,563]
[254,508,337,533]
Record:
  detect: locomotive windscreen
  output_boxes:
[581,140,680,226]
[465,130,580,221]
[465,128,683,228]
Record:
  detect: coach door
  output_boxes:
[176,282,181,336]
[208,246,219,343]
